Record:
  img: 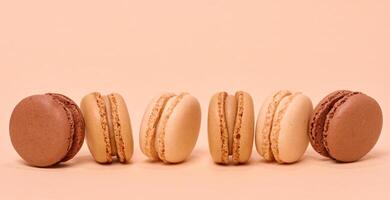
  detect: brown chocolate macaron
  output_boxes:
[9,93,85,167]
[309,90,383,162]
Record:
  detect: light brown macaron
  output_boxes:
[139,92,201,164]
[255,90,313,164]
[81,92,133,164]
[208,91,254,165]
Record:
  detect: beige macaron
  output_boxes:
[255,90,313,164]
[81,92,133,164]
[208,91,254,164]
[139,92,201,163]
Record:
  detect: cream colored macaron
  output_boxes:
[255,90,313,164]
[208,91,254,164]
[139,92,201,163]
[81,92,133,164]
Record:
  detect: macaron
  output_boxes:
[9,93,85,167]
[139,92,201,163]
[81,92,133,164]
[309,90,383,162]
[208,91,254,164]
[255,90,313,164]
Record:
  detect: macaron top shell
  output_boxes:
[9,94,84,167]
[324,93,382,162]
[156,94,201,163]
[140,93,201,163]
[271,93,313,163]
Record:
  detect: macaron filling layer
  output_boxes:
[94,93,113,162]
[231,92,244,163]
[108,94,126,162]
[217,92,230,163]
[216,91,245,164]
[104,95,117,156]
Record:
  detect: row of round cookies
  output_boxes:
[9,90,383,167]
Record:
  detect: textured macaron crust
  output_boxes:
[309,90,352,157]
[81,92,133,164]
[255,91,313,164]
[309,91,383,162]
[9,93,85,167]
[208,91,254,164]
[140,93,201,163]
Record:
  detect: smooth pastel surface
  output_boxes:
[256,91,313,163]
[81,93,109,163]
[9,94,84,167]
[158,94,201,163]
[1,1,389,199]
[323,92,382,162]
[273,94,313,163]
[140,93,201,163]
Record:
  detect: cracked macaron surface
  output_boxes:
[208,91,254,165]
[309,90,383,162]
[9,93,85,167]
[139,93,201,163]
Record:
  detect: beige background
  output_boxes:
[0,1,389,199]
